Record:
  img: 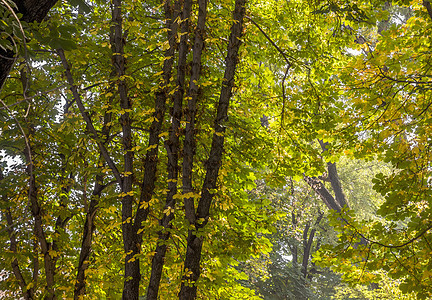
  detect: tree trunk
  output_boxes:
[24,134,57,300]
[178,0,246,298]
[74,175,106,299]
[123,1,181,298]
[182,0,208,225]
[301,212,323,278]
[304,175,342,212]
[146,0,192,298]
[290,212,298,264]
[319,140,348,209]
[74,79,114,298]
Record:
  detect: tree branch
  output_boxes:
[57,48,123,187]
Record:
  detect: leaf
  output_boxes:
[68,0,91,13]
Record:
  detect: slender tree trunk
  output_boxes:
[301,212,323,278]
[146,0,193,298]
[123,1,181,298]
[18,66,58,300]
[24,136,57,300]
[182,0,208,225]
[304,140,349,212]
[304,175,342,212]
[290,212,298,264]
[73,175,105,299]
[108,1,141,298]
[58,44,123,298]
[178,1,246,298]
[318,140,348,208]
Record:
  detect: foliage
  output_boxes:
[1,0,432,299]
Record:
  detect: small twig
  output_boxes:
[341,214,432,249]
[245,16,291,67]
[0,85,68,110]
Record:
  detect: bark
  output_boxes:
[182,0,208,225]
[123,1,180,298]
[0,0,58,89]
[304,140,349,212]
[146,0,192,298]
[289,212,298,264]
[133,0,180,234]
[319,140,348,209]
[327,162,348,208]
[304,175,341,212]
[13,0,58,23]
[301,212,323,278]
[178,0,246,298]
[24,132,57,300]
[108,1,139,298]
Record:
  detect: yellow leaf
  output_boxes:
[140,201,149,209]
[163,206,175,216]
[48,249,59,258]
[154,71,163,77]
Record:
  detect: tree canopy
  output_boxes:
[1,0,432,299]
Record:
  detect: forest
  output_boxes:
[0,0,431,299]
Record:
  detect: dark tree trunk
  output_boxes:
[123,1,181,298]
[109,1,140,298]
[306,141,368,247]
[290,212,298,264]
[74,173,107,299]
[178,0,246,298]
[17,68,59,300]
[318,140,348,208]
[304,141,348,212]
[301,212,323,278]
[146,0,192,298]
[304,175,342,212]
[58,30,118,300]
[182,0,208,226]
[24,133,57,300]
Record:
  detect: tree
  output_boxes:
[306,1,432,299]
[1,0,273,298]
[244,157,405,300]
[2,0,432,299]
